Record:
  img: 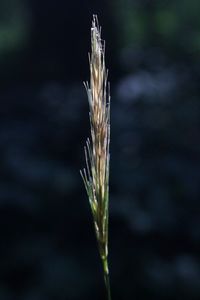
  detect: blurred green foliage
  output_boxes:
[0,0,30,59]
[112,0,200,55]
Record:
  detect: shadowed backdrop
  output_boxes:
[0,0,200,299]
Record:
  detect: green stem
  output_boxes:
[102,257,112,300]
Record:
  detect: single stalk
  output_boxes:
[102,257,112,300]
[80,15,112,300]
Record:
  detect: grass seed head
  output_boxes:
[81,15,110,262]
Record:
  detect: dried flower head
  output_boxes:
[80,15,111,300]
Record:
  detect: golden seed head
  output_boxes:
[81,15,110,261]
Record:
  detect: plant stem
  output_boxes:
[102,257,112,300]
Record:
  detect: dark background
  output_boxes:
[0,0,200,299]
